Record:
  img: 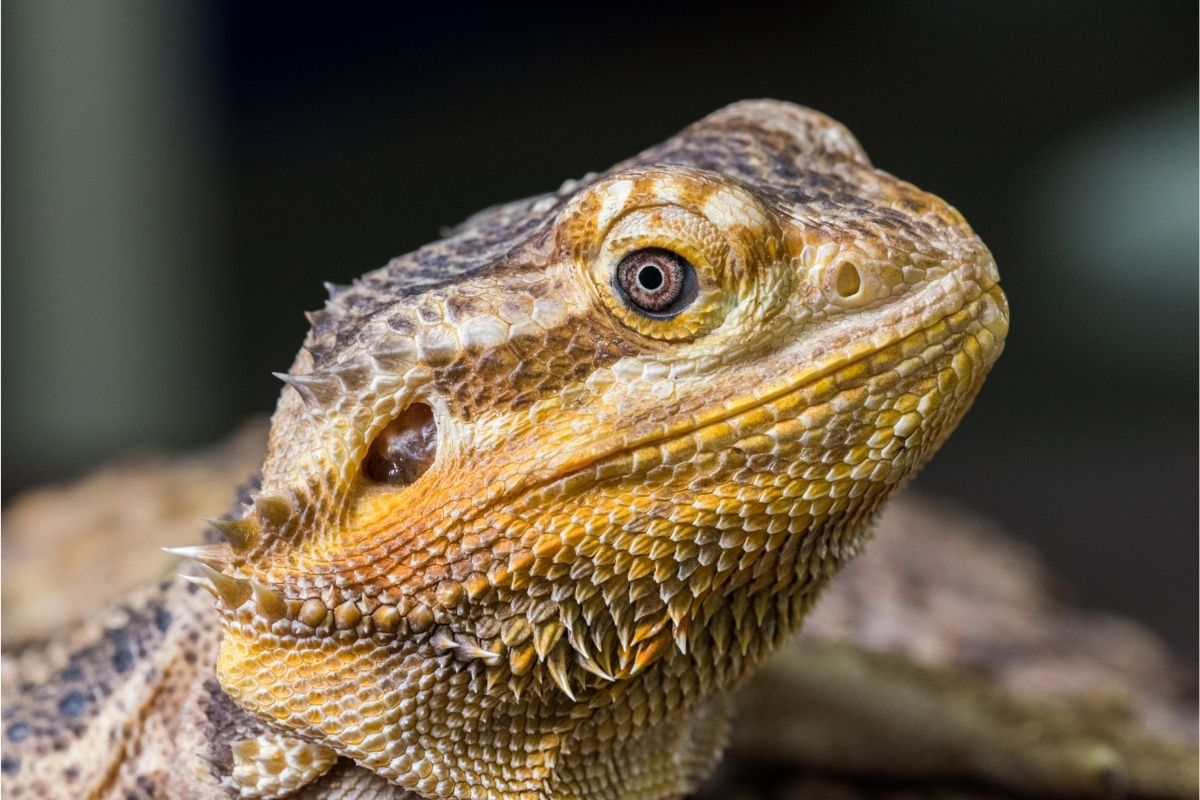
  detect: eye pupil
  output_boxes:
[615,248,697,316]
[637,265,664,291]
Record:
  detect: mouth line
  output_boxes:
[545,279,1002,487]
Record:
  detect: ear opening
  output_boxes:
[362,403,437,486]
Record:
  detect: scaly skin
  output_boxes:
[1,100,1007,799]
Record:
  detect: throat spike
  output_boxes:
[251,582,288,621]
[205,516,261,552]
[162,544,234,568]
[194,562,252,609]
[545,645,576,701]
[576,652,616,683]
[532,620,564,659]
[180,574,217,598]
[430,630,459,652]
[253,492,296,530]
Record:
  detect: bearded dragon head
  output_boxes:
[180,100,1008,799]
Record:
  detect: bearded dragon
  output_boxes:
[1,100,1010,799]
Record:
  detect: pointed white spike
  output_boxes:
[576,652,616,683]
[459,642,502,666]
[430,630,459,652]
[162,544,233,567]
[673,622,689,655]
[181,574,217,597]
[272,372,339,406]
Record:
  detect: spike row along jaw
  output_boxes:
[170,547,528,677]
[194,486,309,559]
[169,532,697,709]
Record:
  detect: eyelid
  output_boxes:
[601,206,728,275]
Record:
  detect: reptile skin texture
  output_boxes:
[1,100,1007,799]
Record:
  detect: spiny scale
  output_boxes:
[181,562,253,610]
[252,492,295,529]
[206,515,261,553]
[323,280,350,300]
[546,646,576,701]
[272,372,340,407]
[161,543,234,567]
[330,363,373,391]
[251,582,288,621]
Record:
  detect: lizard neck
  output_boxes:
[546,694,732,799]
[217,511,855,799]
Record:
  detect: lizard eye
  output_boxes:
[614,248,698,317]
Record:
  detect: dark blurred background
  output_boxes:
[4,3,1196,658]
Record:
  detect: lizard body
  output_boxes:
[2,100,1008,799]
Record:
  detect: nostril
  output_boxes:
[833,260,861,298]
[363,403,437,486]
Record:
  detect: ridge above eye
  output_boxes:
[614,248,698,317]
